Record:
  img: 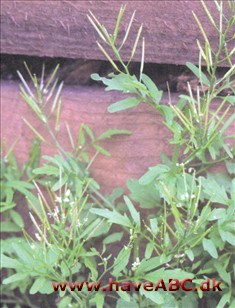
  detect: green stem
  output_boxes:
[173,144,180,165]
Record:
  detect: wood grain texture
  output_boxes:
[2,81,234,233]
[1,81,172,194]
[1,81,171,233]
[1,1,234,65]
[2,80,234,192]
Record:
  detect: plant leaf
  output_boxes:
[202,238,218,258]
[124,195,140,227]
[108,97,141,113]
[97,129,131,140]
[3,272,28,284]
[186,62,210,85]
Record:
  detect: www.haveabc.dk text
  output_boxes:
[52,278,222,292]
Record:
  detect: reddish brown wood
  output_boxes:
[1,81,172,194]
[2,80,234,192]
[2,81,234,233]
[1,1,234,66]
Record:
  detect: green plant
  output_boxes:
[1,1,234,307]
[1,138,41,233]
[0,64,131,307]
[87,1,235,307]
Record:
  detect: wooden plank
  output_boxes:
[2,81,234,192]
[2,81,234,233]
[1,81,171,233]
[1,80,172,193]
[1,1,234,66]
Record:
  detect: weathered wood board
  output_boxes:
[1,1,234,66]
[2,81,234,233]
[2,81,234,192]
[1,81,172,194]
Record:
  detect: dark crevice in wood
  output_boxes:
[1,54,229,94]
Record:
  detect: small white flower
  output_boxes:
[30,243,36,250]
[50,206,59,221]
[63,197,70,203]
[84,217,88,222]
[48,207,60,220]
[131,257,141,271]
[55,196,62,203]
[35,233,41,241]
[188,167,195,173]
[65,189,71,197]
[181,193,189,201]
[191,194,195,199]
[76,220,82,227]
